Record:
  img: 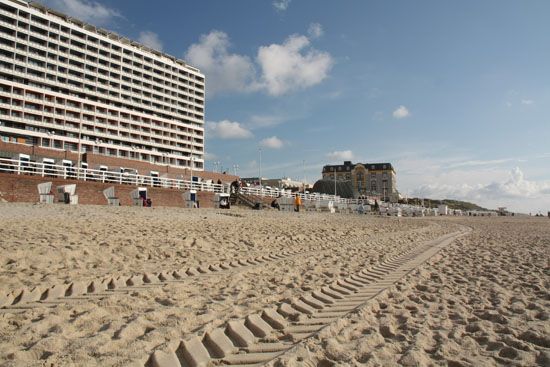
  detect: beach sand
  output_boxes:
[271,218,550,367]
[0,203,548,366]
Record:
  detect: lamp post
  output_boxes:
[333,166,337,196]
[94,139,103,153]
[76,108,83,179]
[47,130,54,148]
[190,154,194,190]
[162,153,169,173]
[302,159,306,193]
[233,164,239,176]
[188,142,196,189]
[258,147,262,194]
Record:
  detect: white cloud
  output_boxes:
[325,90,343,100]
[411,167,550,212]
[42,0,121,26]
[203,151,218,161]
[521,99,534,105]
[326,150,354,161]
[249,114,286,129]
[185,31,256,95]
[388,149,550,213]
[392,105,410,119]
[138,31,163,51]
[185,29,333,97]
[308,23,324,39]
[273,0,291,12]
[479,167,550,199]
[447,158,523,169]
[260,136,284,149]
[256,34,333,96]
[206,120,253,139]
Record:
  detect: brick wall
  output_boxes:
[0,172,216,208]
[0,141,238,184]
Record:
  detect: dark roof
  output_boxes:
[311,180,355,198]
[322,162,395,173]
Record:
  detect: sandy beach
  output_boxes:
[0,203,548,366]
[271,218,550,367]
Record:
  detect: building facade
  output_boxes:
[321,161,398,201]
[0,0,205,170]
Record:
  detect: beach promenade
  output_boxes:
[0,203,548,366]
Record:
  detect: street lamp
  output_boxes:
[47,131,55,148]
[258,147,262,193]
[94,139,103,154]
[76,108,83,179]
[188,142,195,189]
[162,153,169,172]
[190,155,194,189]
[233,164,239,176]
[333,166,337,196]
[302,159,306,192]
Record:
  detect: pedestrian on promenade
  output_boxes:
[294,192,302,212]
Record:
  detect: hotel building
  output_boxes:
[322,161,398,201]
[0,0,205,170]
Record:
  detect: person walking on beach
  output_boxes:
[294,192,302,212]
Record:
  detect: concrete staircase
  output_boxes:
[230,192,267,209]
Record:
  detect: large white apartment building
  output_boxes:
[0,0,205,170]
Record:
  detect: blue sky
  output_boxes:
[39,0,550,213]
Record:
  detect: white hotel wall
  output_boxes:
[0,0,205,170]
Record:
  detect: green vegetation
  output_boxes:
[402,198,489,211]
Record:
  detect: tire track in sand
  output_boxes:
[1,224,443,312]
[146,227,471,367]
[0,249,321,311]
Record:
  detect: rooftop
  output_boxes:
[9,0,200,73]
[322,161,395,173]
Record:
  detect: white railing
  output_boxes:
[0,157,225,193]
[0,157,374,205]
[246,188,381,205]
[0,157,476,215]
[239,185,354,204]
